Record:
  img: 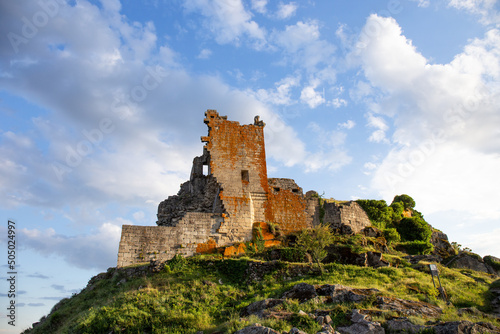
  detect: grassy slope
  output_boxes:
[22,252,499,334]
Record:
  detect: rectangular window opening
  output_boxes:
[241,170,249,182]
[203,165,208,175]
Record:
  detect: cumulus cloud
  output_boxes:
[273,20,336,71]
[183,0,266,48]
[353,14,500,222]
[448,0,500,26]
[366,113,389,143]
[251,0,267,14]
[300,83,325,108]
[302,122,352,172]
[254,76,300,105]
[197,48,212,59]
[19,221,124,270]
[0,0,330,214]
[276,2,298,19]
[338,120,355,129]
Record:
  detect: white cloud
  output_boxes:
[448,0,500,26]
[302,122,352,172]
[197,48,212,59]
[366,113,389,143]
[411,0,430,7]
[466,228,500,257]
[276,2,298,19]
[329,98,348,108]
[0,0,315,211]
[338,120,355,129]
[273,20,336,70]
[254,76,300,105]
[300,83,325,108]
[183,0,266,48]
[251,0,267,14]
[352,15,500,233]
[19,221,124,270]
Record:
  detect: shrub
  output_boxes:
[397,241,434,255]
[356,199,393,229]
[391,194,416,210]
[383,228,401,245]
[296,224,334,274]
[390,201,404,223]
[280,247,306,263]
[484,256,500,271]
[396,217,432,242]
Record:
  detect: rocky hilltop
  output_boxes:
[22,194,500,333]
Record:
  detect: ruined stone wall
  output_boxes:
[323,201,371,234]
[202,110,269,244]
[117,110,371,268]
[266,178,315,234]
[117,212,222,267]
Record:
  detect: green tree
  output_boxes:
[396,217,432,242]
[391,194,416,211]
[296,224,334,274]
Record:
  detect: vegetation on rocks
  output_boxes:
[22,194,500,334]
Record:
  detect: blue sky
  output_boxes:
[1,0,500,332]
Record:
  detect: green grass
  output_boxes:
[23,253,499,334]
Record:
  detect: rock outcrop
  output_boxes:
[430,230,456,259]
[336,309,384,334]
[445,253,491,273]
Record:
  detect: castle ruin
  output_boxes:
[117,110,371,267]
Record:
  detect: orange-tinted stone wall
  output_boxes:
[202,110,269,244]
[266,187,314,234]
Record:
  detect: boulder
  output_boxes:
[376,296,442,318]
[385,318,424,333]
[234,325,281,334]
[432,320,500,333]
[489,279,500,317]
[324,247,388,268]
[362,226,383,238]
[324,246,368,267]
[484,255,500,276]
[336,309,384,334]
[366,252,389,268]
[316,284,379,304]
[240,298,285,317]
[288,328,308,334]
[282,283,318,303]
[445,253,490,273]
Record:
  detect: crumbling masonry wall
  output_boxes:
[117,212,222,267]
[201,110,270,244]
[117,110,370,268]
[267,178,318,234]
[323,201,371,234]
